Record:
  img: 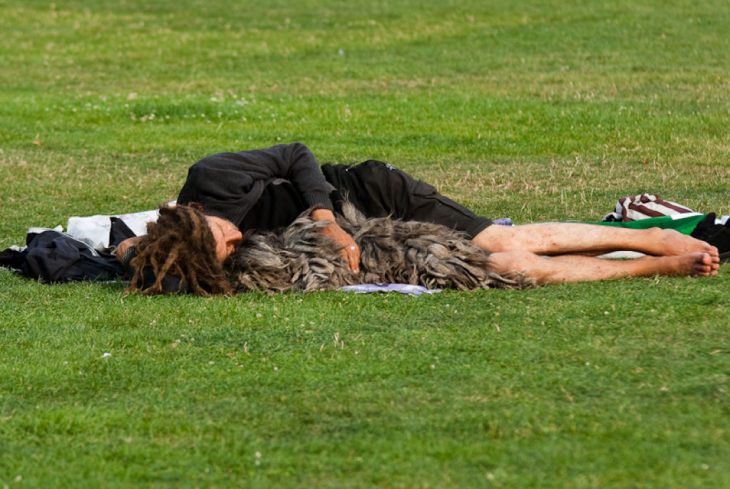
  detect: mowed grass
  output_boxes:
[1,0,729,487]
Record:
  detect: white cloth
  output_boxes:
[339,284,441,295]
[65,206,169,251]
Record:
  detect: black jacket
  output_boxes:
[177,143,334,227]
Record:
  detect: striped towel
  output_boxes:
[603,194,699,222]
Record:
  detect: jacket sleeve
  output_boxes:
[275,143,334,210]
[177,143,334,224]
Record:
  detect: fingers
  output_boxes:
[115,236,141,259]
[339,243,360,273]
[320,221,361,273]
[347,243,360,273]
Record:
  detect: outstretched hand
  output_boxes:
[115,236,142,262]
[311,209,360,273]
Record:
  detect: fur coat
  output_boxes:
[227,203,530,292]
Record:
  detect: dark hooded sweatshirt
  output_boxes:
[177,142,334,231]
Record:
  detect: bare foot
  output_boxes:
[660,252,719,277]
[649,228,720,259]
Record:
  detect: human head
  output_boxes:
[126,203,240,296]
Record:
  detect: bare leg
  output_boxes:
[489,250,719,285]
[473,223,719,258]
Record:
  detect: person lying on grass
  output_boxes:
[116,143,720,295]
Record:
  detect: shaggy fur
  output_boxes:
[227,203,531,292]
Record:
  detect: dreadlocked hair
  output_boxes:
[126,203,234,296]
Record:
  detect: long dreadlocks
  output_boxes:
[127,204,233,296]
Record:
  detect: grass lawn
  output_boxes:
[1,0,728,487]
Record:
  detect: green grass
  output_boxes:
[1,0,729,487]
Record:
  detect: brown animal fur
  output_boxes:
[227,203,531,292]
